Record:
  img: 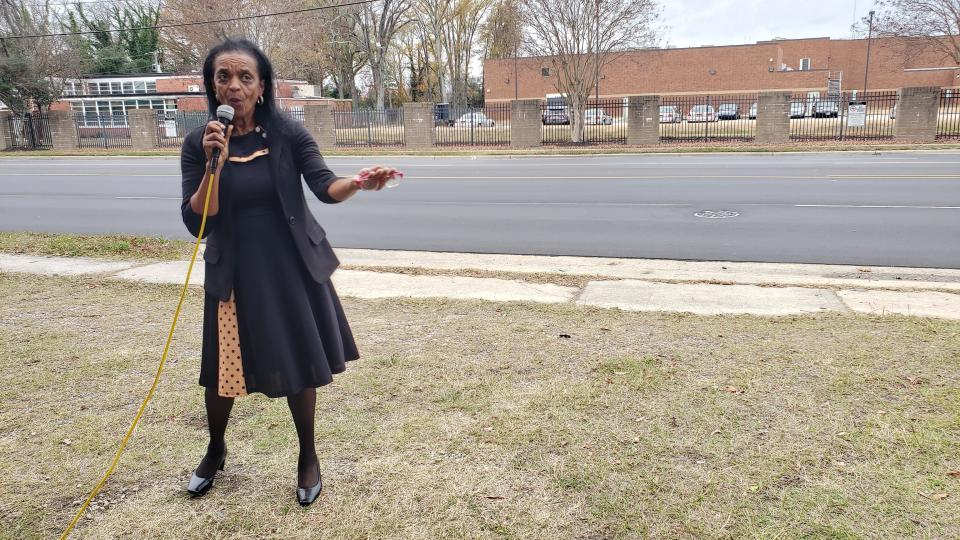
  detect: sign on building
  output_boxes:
[847,102,867,127]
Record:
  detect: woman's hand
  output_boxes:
[202,120,233,173]
[354,166,401,191]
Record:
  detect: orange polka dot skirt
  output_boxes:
[217,292,248,397]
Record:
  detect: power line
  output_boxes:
[0,0,372,39]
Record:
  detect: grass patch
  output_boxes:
[0,232,194,261]
[1,272,959,539]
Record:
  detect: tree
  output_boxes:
[519,0,657,142]
[64,2,162,75]
[0,0,81,113]
[870,0,960,65]
[437,0,489,106]
[480,0,521,60]
[354,0,413,109]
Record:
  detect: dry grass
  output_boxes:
[0,232,194,261]
[2,272,959,539]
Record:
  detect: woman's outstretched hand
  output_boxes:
[353,166,402,191]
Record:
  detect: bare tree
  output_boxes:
[354,0,413,109]
[0,0,82,114]
[519,0,657,142]
[480,0,522,60]
[159,0,299,72]
[870,0,960,65]
[438,0,489,106]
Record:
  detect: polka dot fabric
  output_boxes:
[217,292,248,397]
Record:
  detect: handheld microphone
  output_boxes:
[209,104,235,173]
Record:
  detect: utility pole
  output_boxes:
[863,10,875,94]
[595,0,601,103]
[514,43,519,100]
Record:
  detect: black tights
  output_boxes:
[196,387,320,487]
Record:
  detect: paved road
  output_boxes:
[1,152,959,268]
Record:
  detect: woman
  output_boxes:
[180,38,395,506]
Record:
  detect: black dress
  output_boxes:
[198,129,359,398]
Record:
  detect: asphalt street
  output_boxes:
[1,152,958,268]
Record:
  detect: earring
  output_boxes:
[257,95,264,105]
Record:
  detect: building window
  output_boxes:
[134,81,147,93]
[541,67,550,77]
[799,58,811,71]
[146,81,157,93]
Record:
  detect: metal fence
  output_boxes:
[937,89,960,140]
[659,94,757,142]
[334,108,404,146]
[74,113,132,149]
[156,111,209,148]
[541,99,629,145]
[790,91,898,141]
[4,113,52,150]
[435,103,510,146]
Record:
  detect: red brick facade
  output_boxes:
[484,36,960,101]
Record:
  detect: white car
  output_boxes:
[659,106,682,123]
[455,112,495,127]
[584,108,613,125]
[685,105,717,122]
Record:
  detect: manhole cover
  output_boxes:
[694,210,740,219]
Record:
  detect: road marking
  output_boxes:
[115,196,180,200]
[795,204,960,209]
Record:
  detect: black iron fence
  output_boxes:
[937,89,960,140]
[659,94,757,142]
[435,103,510,146]
[74,113,132,149]
[4,113,52,150]
[156,111,209,148]
[790,91,898,141]
[541,99,629,145]
[334,108,404,146]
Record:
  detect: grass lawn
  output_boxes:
[0,232,194,262]
[1,272,958,539]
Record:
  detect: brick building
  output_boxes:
[47,73,346,126]
[483,36,960,102]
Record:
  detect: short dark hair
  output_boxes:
[202,38,279,128]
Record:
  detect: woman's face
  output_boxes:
[212,51,264,123]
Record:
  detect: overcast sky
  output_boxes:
[660,0,877,48]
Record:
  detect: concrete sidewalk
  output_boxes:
[2,250,959,319]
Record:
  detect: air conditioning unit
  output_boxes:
[187,85,200,92]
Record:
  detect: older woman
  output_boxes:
[180,38,395,506]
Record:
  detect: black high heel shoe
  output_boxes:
[187,448,227,497]
[297,461,322,507]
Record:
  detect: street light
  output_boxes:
[595,0,601,104]
[863,10,875,94]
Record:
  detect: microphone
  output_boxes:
[209,104,235,173]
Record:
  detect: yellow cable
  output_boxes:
[60,171,218,540]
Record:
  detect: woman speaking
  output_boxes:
[179,38,396,507]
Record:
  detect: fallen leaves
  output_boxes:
[948,471,960,478]
[919,491,950,501]
[723,385,745,395]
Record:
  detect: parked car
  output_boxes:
[686,105,717,122]
[717,103,740,120]
[748,102,757,119]
[542,109,570,125]
[790,101,806,118]
[454,112,495,127]
[812,100,840,118]
[659,105,682,123]
[584,108,613,125]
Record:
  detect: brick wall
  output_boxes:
[510,100,541,148]
[894,87,941,142]
[627,95,659,146]
[403,102,435,148]
[755,91,792,144]
[128,109,159,150]
[485,36,959,101]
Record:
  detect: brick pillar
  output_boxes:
[49,110,79,150]
[403,102,435,149]
[627,95,660,146]
[129,109,159,150]
[510,100,541,148]
[755,91,791,144]
[303,102,336,149]
[0,111,11,150]
[894,87,940,143]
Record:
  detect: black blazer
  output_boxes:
[180,117,342,301]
